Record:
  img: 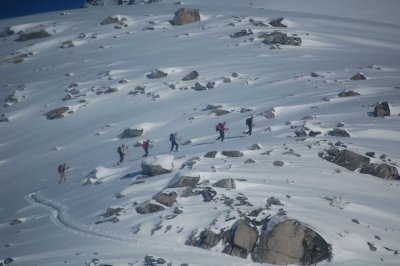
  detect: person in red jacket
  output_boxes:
[57,163,68,184]
[216,122,228,142]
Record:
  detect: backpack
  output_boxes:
[169,133,174,141]
[117,146,122,154]
[246,117,252,126]
[57,164,64,173]
[216,123,222,131]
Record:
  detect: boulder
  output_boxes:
[269,17,287,27]
[373,102,390,117]
[182,71,199,81]
[261,31,301,46]
[141,155,173,176]
[252,218,331,265]
[201,187,217,202]
[0,27,15,37]
[230,29,253,38]
[204,104,222,111]
[328,128,350,137]
[350,73,367,80]
[0,114,10,123]
[338,91,360,97]
[248,144,262,150]
[173,8,200,25]
[152,191,178,207]
[259,108,275,119]
[193,82,207,91]
[120,128,143,138]
[273,160,284,167]
[61,40,75,48]
[135,202,165,214]
[360,163,400,180]
[146,69,167,79]
[187,229,221,249]
[204,151,218,158]
[104,207,124,217]
[210,109,230,116]
[213,178,236,189]
[332,149,370,171]
[44,107,69,120]
[227,219,259,253]
[222,151,243,158]
[17,29,51,41]
[168,174,200,188]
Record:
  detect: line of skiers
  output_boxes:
[58,115,255,183]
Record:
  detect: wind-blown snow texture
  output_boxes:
[1,0,400,265]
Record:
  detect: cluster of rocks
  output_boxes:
[319,147,399,180]
[101,15,129,28]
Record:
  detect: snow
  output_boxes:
[1,0,400,265]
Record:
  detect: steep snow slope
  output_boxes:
[0,0,399,265]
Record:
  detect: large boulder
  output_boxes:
[223,219,259,258]
[332,149,370,171]
[252,218,331,265]
[168,174,200,188]
[141,155,173,176]
[373,102,390,117]
[120,128,143,138]
[187,229,221,249]
[361,163,400,180]
[152,191,178,207]
[173,8,200,25]
[213,178,236,189]
[44,107,70,120]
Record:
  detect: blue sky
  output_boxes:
[0,0,84,20]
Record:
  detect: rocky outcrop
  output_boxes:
[17,30,51,41]
[120,128,143,138]
[44,107,70,120]
[213,178,236,189]
[152,191,178,207]
[173,8,201,25]
[252,218,331,265]
[373,102,390,117]
[141,155,173,177]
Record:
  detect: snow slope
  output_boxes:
[1,0,400,265]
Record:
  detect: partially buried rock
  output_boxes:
[146,69,167,79]
[213,178,236,189]
[204,151,218,158]
[141,155,173,177]
[222,151,243,157]
[173,8,201,25]
[338,90,360,97]
[120,128,143,138]
[44,107,69,120]
[17,29,51,41]
[182,70,199,81]
[269,17,287,27]
[328,128,350,137]
[136,202,165,214]
[168,174,200,188]
[152,191,178,207]
[373,102,390,117]
[350,73,367,80]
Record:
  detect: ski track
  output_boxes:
[26,190,135,244]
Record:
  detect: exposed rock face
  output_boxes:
[168,175,200,188]
[146,69,167,79]
[261,31,301,46]
[350,73,367,80]
[232,220,259,252]
[328,128,350,137]
[135,202,165,214]
[213,178,236,189]
[373,102,390,117]
[360,163,400,180]
[44,107,70,120]
[332,149,370,171]
[152,191,178,207]
[173,8,201,25]
[187,229,221,249]
[222,151,243,157]
[182,71,199,81]
[141,155,173,177]
[17,30,51,41]
[252,219,331,265]
[120,128,143,138]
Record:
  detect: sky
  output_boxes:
[0,0,84,20]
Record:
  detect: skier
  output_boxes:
[216,122,228,142]
[245,115,254,135]
[142,139,151,158]
[57,163,69,184]
[169,132,179,152]
[117,144,128,164]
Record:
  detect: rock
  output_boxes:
[152,191,178,207]
[248,143,262,150]
[0,27,15,37]
[373,102,390,117]
[311,72,323,78]
[204,104,222,111]
[101,15,128,26]
[0,114,10,123]
[350,73,367,80]
[222,151,243,157]
[4,257,14,264]
[10,218,22,225]
[273,160,284,167]
[206,82,216,89]
[60,40,75,48]
[62,93,73,101]
[120,128,143,138]
[168,174,200,188]
[44,107,70,120]
[332,149,370,171]
[230,29,253,38]
[136,202,165,214]
[269,17,287,27]
[252,218,331,265]
[365,152,375,158]
[228,219,259,253]
[261,31,301,46]
[180,156,200,169]
[328,128,350,137]
[104,87,118,94]
[146,69,167,79]
[210,109,230,116]
[309,130,321,137]
[201,187,217,202]
[187,229,221,249]
[204,151,218,158]
[182,70,199,81]
[338,91,360,97]
[249,18,268,27]
[141,155,173,177]
[295,129,307,137]
[360,163,400,180]
[267,197,283,207]
[213,178,236,189]
[17,29,51,41]
[259,108,275,119]
[245,159,256,164]
[193,82,207,91]
[104,207,124,217]
[173,8,200,25]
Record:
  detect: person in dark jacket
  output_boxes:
[169,132,179,152]
[245,115,254,135]
[142,139,150,158]
[57,163,69,184]
[117,144,127,164]
[216,122,228,142]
